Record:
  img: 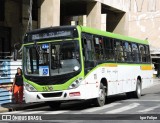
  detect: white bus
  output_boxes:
[22,26,153,108]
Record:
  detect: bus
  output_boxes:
[21,25,153,108]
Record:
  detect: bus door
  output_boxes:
[104,38,118,94]
[115,41,123,93]
[82,33,96,84]
[122,42,132,92]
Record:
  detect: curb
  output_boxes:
[0,107,9,113]
[153,79,160,82]
[0,102,47,113]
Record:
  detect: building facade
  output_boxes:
[0,0,160,73]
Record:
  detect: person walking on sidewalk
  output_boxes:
[11,68,23,104]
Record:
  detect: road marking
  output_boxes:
[45,110,69,114]
[105,103,140,114]
[21,111,46,114]
[138,104,160,113]
[125,100,160,102]
[0,110,25,114]
[145,82,160,88]
[77,103,121,113]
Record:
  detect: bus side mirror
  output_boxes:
[13,49,18,61]
[13,42,21,61]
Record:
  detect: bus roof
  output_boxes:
[24,25,148,45]
[78,25,149,45]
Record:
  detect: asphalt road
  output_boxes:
[1,79,160,123]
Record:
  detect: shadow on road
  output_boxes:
[46,94,130,111]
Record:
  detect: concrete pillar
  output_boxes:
[101,14,106,31]
[78,15,87,26]
[87,2,101,29]
[113,13,129,36]
[40,0,60,28]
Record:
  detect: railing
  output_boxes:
[0,52,12,59]
[0,59,22,105]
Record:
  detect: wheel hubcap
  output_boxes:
[99,89,105,101]
[137,83,141,95]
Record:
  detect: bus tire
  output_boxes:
[94,83,106,107]
[46,101,61,110]
[133,79,141,98]
[126,79,141,99]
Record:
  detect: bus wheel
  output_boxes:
[126,79,141,99]
[46,101,61,110]
[134,79,141,98]
[94,83,106,107]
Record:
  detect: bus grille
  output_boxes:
[42,92,63,98]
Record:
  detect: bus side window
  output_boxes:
[123,42,132,62]
[115,41,124,62]
[104,38,115,61]
[85,39,94,61]
[82,35,95,69]
[93,36,104,61]
[132,43,139,63]
[145,45,151,63]
[123,42,129,62]
[128,43,132,62]
[139,45,145,63]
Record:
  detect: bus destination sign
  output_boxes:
[32,31,72,40]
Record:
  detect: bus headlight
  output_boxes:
[24,82,37,92]
[68,77,83,89]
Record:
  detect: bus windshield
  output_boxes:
[24,40,81,76]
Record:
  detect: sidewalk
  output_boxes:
[153,78,160,81]
[0,102,46,113]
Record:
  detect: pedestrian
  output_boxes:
[11,68,23,104]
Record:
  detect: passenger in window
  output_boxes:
[116,43,124,62]
[132,44,139,62]
[128,44,132,61]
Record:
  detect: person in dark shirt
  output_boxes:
[12,68,23,104]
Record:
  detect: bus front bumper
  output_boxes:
[24,86,87,103]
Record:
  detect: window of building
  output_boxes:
[0,0,5,21]
[32,0,38,21]
[132,43,139,62]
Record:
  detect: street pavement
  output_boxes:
[0,79,160,122]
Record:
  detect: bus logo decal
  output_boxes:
[39,66,49,76]
[43,68,48,75]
